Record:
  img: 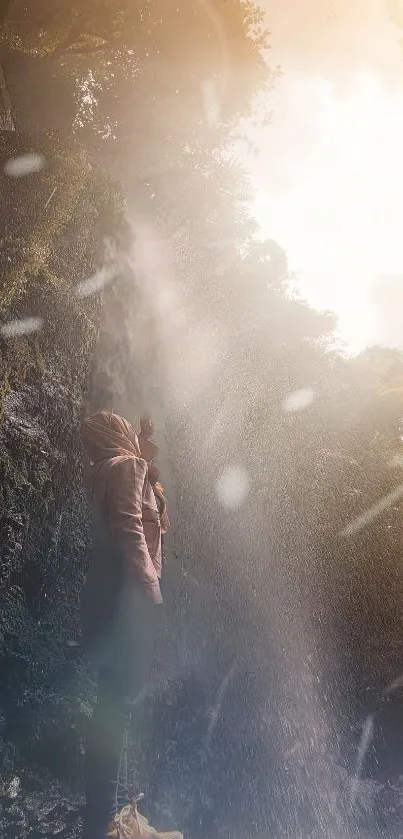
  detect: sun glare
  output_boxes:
[253,70,403,351]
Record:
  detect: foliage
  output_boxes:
[2,0,271,150]
[0,131,127,309]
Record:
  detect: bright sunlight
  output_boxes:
[251,0,403,352]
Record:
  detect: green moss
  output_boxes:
[0,133,92,309]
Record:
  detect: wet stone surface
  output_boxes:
[0,768,82,839]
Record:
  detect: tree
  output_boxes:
[1,0,271,148]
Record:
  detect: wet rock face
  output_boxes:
[0,126,125,814]
[0,762,83,839]
[0,124,130,834]
[0,330,94,795]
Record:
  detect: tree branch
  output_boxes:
[66,39,115,55]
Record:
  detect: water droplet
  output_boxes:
[1,317,43,338]
[4,153,46,177]
[75,265,117,298]
[216,465,250,509]
[283,388,315,413]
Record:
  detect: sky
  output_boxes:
[248,0,403,352]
